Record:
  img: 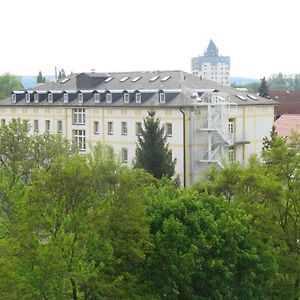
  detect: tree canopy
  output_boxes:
[258,77,270,98]
[37,71,46,84]
[0,73,23,100]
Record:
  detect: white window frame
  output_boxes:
[94,121,99,134]
[63,93,68,103]
[73,129,86,151]
[135,92,141,103]
[165,123,172,137]
[72,108,85,125]
[34,93,39,103]
[121,122,128,135]
[106,93,112,103]
[121,148,128,163]
[159,92,165,103]
[11,94,16,103]
[78,93,83,103]
[48,93,53,103]
[94,93,100,103]
[228,146,235,163]
[136,122,142,136]
[123,93,130,103]
[107,121,113,135]
[33,120,39,133]
[45,120,50,132]
[25,93,30,103]
[57,120,63,133]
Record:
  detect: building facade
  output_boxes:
[191,40,230,86]
[0,71,275,186]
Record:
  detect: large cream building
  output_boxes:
[0,71,275,186]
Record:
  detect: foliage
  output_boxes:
[58,68,66,79]
[0,73,23,100]
[36,71,46,84]
[258,77,270,98]
[135,110,175,180]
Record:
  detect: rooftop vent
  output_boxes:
[60,78,70,84]
[120,76,129,82]
[236,94,247,101]
[161,75,171,82]
[104,77,113,83]
[131,76,141,82]
[247,94,258,100]
[149,75,160,82]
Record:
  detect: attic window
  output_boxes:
[94,93,100,103]
[78,93,83,103]
[63,93,68,103]
[120,76,129,82]
[236,94,247,101]
[131,76,141,82]
[247,94,258,100]
[48,93,53,103]
[60,78,70,84]
[149,75,160,82]
[11,94,16,103]
[104,77,113,83]
[161,75,171,82]
[106,92,112,103]
[159,92,166,103]
[34,93,39,103]
[25,93,30,103]
[136,92,141,103]
[123,93,129,103]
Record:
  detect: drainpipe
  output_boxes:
[179,107,186,187]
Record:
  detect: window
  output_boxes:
[45,120,50,132]
[11,94,16,103]
[34,93,39,103]
[165,123,172,137]
[159,92,165,103]
[63,93,68,103]
[73,108,85,125]
[161,75,171,82]
[25,94,30,103]
[228,118,235,140]
[104,77,113,82]
[121,122,128,135]
[94,121,99,134]
[106,93,112,103]
[228,146,235,163]
[135,92,141,103]
[149,75,159,82]
[78,93,83,103]
[131,76,141,82]
[136,122,142,136]
[94,93,100,103]
[120,76,129,82]
[121,148,128,163]
[57,120,63,133]
[1,119,5,126]
[123,93,129,103]
[107,121,113,135]
[34,120,39,132]
[48,93,53,103]
[73,129,86,151]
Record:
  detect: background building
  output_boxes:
[0,70,275,186]
[191,40,230,86]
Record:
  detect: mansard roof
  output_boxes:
[1,70,276,107]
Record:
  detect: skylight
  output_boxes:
[120,76,129,82]
[60,78,70,84]
[149,75,160,82]
[131,76,141,82]
[236,94,247,101]
[247,94,258,100]
[104,77,113,83]
[161,75,171,82]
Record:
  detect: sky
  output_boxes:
[1,0,300,79]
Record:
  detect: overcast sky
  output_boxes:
[1,0,299,79]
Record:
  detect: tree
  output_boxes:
[135,110,175,180]
[36,71,46,84]
[143,180,277,299]
[58,68,66,79]
[258,77,270,98]
[0,73,23,100]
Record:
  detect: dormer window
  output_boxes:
[34,93,39,103]
[159,92,166,103]
[11,94,16,103]
[25,93,30,103]
[78,93,83,103]
[123,92,129,103]
[48,93,53,103]
[63,93,68,103]
[106,92,112,103]
[136,92,141,103]
[94,93,100,103]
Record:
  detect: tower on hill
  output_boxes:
[191,40,230,86]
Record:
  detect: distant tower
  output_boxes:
[191,40,230,86]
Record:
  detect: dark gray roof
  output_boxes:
[0,70,276,107]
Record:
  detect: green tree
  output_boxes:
[0,73,23,100]
[58,68,66,79]
[143,180,277,299]
[36,71,46,84]
[135,110,175,180]
[258,77,270,98]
